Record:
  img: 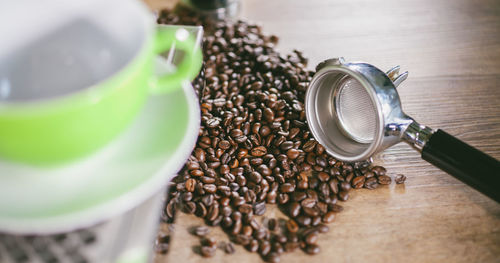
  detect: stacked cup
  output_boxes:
[0,0,202,262]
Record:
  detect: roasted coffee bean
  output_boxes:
[364,177,379,189]
[265,252,281,263]
[288,202,301,217]
[304,232,318,245]
[340,181,351,191]
[201,246,216,257]
[251,146,267,157]
[203,184,217,193]
[272,242,285,254]
[378,175,392,185]
[277,193,289,204]
[201,237,217,247]
[183,201,196,214]
[338,191,349,201]
[231,220,242,235]
[322,211,335,223]
[279,183,295,193]
[286,219,299,233]
[159,11,392,259]
[219,140,231,150]
[395,174,406,184]
[311,216,322,226]
[242,225,253,236]
[246,239,259,252]
[304,244,320,255]
[224,242,235,254]
[328,203,344,212]
[185,179,196,192]
[259,240,271,256]
[372,166,387,176]
[302,206,320,217]
[222,216,233,228]
[352,176,365,189]
[254,201,267,215]
[234,234,252,245]
[316,224,330,233]
[296,216,311,227]
[286,149,300,160]
[239,204,253,214]
[193,226,210,237]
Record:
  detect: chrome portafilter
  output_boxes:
[305,58,500,202]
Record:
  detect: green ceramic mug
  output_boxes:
[0,4,202,165]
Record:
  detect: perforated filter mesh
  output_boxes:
[336,77,377,142]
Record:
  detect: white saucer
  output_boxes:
[0,81,200,234]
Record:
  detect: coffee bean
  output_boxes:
[242,225,253,236]
[322,211,335,223]
[219,140,231,150]
[316,224,329,233]
[302,206,320,217]
[185,179,196,192]
[246,239,259,252]
[193,226,210,237]
[160,11,393,259]
[340,181,351,191]
[224,242,235,254]
[234,234,252,245]
[395,174,406,184]
[265,252,280,263]
[279,183,295,193]
[251,146,267,157]
[296,216,311,227]
[288,202,301,217]
[286,149,300,160]
[201,237,217,247]
[372,166,387,176]
[203,184,217,193]
[364,177,379,189]
[280,141,294,151]
[201,246,216,257]
[352,176,365,189]
[286,219,299,233]
[304,244,320,254]
[328,203,344,212]
[338,191,349,201]
[304,232,318,245]
[378,175,392,185]
[259,240,271,256]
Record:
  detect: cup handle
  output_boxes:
[150,27,202,94]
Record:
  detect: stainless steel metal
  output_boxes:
[334,76,377,143]
[385,65,409,87]
[305,58,417,162]
[402,121,434,152]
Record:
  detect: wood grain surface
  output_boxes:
[146,0,500,262]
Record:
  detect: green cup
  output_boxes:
[0,14,202,165]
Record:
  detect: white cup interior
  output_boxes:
[0,0,152,102]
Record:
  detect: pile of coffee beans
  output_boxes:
[156,6,403,262]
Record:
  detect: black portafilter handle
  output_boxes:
[421,129,500,203]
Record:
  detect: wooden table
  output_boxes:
[148,0,500,262]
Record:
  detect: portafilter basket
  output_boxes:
[305,58,500,202]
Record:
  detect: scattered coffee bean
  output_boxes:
[225,242,236,254]
[395,174,406,184]
[158,8,397,260]
[378,175,392,185]
[201,246,216,257]
[304,244,320,255]
[192,226,210,237]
